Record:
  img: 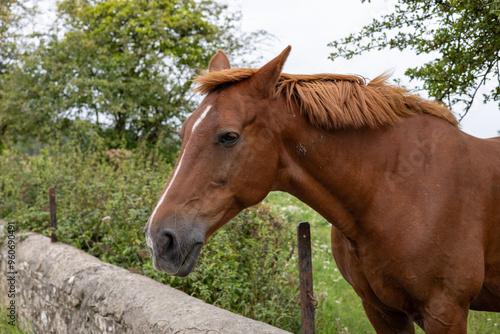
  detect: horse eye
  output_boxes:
[218,132,240,146]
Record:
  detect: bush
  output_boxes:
[0,143,301,332]
[155,207,301,330]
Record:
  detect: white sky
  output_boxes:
[226,0,500,138]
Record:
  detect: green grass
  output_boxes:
[0,305,32,334]
[263,191,500,333]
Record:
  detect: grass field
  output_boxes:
[263,192,500,334]
[0,306,31,334]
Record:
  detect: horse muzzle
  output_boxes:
[146,226,204,277]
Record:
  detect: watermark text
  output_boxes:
[6,222,17,326]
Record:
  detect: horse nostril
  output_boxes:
[164,233,173,248]
[158,228,175,252]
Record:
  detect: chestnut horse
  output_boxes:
[145,46,500,333]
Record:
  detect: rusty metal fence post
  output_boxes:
[297,221,316,334]
[49,187,58,242]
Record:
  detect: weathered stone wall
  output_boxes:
[0,221,292,333]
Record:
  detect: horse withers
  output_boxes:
[144,46,500,333]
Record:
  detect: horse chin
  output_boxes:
[153,242,204,277]
[174,243,204,277]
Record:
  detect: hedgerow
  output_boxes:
[0,142,301,332]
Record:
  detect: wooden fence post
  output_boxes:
[297,221,316,334]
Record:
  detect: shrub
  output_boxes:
[0,143,301,332]
[151,207,301,330]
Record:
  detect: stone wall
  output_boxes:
[0,221,292,334]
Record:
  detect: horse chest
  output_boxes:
[330,226,417,311]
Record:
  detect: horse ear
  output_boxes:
[250,45,291,98]
[209,50,231,72]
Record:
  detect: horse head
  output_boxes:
[145,46,292,276]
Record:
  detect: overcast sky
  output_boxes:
[225,0,500,138]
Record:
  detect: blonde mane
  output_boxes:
[193,68,458,130]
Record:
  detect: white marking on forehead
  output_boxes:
[147,105,212,233]
[192,104,212,133]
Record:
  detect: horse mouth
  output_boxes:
[175,243,203,277]
[152,242,203,277]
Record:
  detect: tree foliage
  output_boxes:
[0,0,23,74]
[0,0,41,151]
[0,0,267,151]
[329,0,500,120]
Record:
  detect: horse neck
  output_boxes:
[272,102,388,240]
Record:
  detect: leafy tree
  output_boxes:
[0,0,41,150]
[0,0,21,74]
[329,0,500,120]
[0,0,266,151]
